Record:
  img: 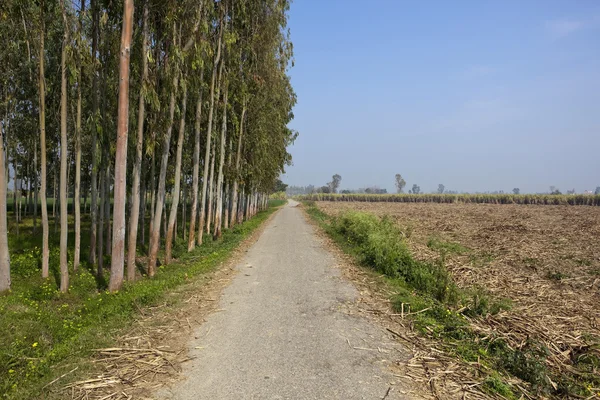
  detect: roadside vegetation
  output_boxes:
[1,200,284,399]
[304,201,600,399]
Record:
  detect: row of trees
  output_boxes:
[0,0,297,293]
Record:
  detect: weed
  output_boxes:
[546,270,570,281]
[427,237,469,255]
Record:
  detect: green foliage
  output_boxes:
[0,205,279,399]
[426,237,469,255]
[332,211,458,303]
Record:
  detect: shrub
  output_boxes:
[332,211,458,303]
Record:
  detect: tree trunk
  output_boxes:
[213,83,228,239]
[33,142,38,234]
[147,47,179,275]
[0,119,10,292]
[197,21,223,246]
[97,157,105,276]
[206,137,216,236]
[39,3,49,278]
[149,130,156,249]
[182,181,187,241]
[14,160,19,236]
[127,0,148,280]
[139,160,146,245]
[104,162,111,257]
[165,82,187,263]
[73,0,84,272]
[59,0,69,292]
[229,104,245,227]
[187,69,204,251]
[89,0,100,265]
[109,0,134,292]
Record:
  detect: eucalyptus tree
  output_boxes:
[0,120,9,292]
[127,0,149,281]
[39,0,50,278]
[197,6,223,246]
[147,5,182,276]
[73,0,85,271]
[59,0,69,292]
[109,0,134,292]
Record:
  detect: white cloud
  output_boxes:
[545,19,585,38]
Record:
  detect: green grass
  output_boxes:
[302,202,599,399]
[0,202,283,399]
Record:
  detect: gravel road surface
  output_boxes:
[159,201,411,399]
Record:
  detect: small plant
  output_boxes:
[546,270,570,281]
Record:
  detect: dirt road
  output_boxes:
[159,201,412,399]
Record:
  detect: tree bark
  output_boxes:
[0,119,10,292]
[73,0,84,271]
[89,0,100,265]
[206,135,216,236]
[197,19,223,246]
[97,155,105,276]
[59,0,69,292]
[127,0,148,281]
[187,69,204,251]
[213,82,228,239]
[39,1,49,279]
[230,104,245,227]
[104,161,111,257]
[109,0,134,292]
[147,37,179,275]
[165,82,187,264]
[33,142,37,234]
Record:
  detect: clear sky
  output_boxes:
[282,0,600,194]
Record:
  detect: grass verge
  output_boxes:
[303,202,599,399]
[1,201,284,399]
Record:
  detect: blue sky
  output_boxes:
[282,0,600,193]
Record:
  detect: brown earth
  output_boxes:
[316,201,600,396]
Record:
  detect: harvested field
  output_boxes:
[316,201,600,396]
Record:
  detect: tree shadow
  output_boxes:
[84,261,108,291]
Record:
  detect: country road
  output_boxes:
[159,201,412,400]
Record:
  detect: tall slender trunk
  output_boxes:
[14,160,19,236]
[39,2,49,278]
[206,137,216,236]
[165,82,187,263]
[104,162,111,257]
[97,162,105,276]
[223,135,233,231]
[0,119,10,292]
[139,159,146,245]
[182,181,187,241]
[229,104,245,227]
[187,69,204,251]
[33,142,37,234]
[149,131,155,248]
[197,20,223,246]
[109,0,134,292]
[213,83,228,239]
[73,0,84,271]
[89,0,100,265]
[205,57,225,238]
[147,37,179,275]
[59,0,69,292]
[127,0,148,281]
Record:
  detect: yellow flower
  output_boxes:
[32,342,38,348]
